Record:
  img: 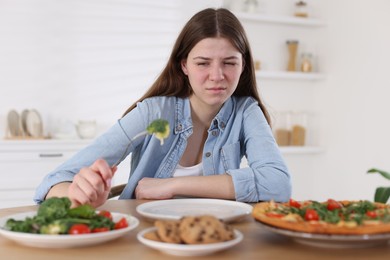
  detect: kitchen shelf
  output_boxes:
[234,12,326,27]
[279,146,325,154]
[256,71,326,81]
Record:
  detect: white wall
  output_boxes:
[305,0,390,201]
[1,0,390,202]
[0,0,181,138]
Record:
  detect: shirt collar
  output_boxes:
[211,97,232,132]
[174,97,233,134]
[174,97,192,134]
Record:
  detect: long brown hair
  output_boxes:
[123,8,270,125]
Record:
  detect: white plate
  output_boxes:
[20,109,30,136]
[7,110,21,137]
[258,222,390,248]
[136,199,253,223]
[25,109,43,137]
[0,211,139,248]
[137,227,243,256]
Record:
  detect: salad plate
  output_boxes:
[136,199,253,223]
[0,211,139,248]
[137,227,243,256]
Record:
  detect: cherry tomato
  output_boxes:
[265,212,284,218]
[98,210,113,220]
[327,199,342,211]
[92,227,110,233]
[289,198,301,209]
[68,224,91,235]
[304,209,319,221]
[366,211,377,218]
[114,217,129,230]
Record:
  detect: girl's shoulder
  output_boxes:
[231,96,258,108]
[140,96,180,108]
[142,96,176,103]
[137,96,187,115]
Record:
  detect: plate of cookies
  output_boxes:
[137,215,243,256]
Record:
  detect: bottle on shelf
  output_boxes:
[286,40,299,72]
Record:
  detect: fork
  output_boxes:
[111,130,148,168]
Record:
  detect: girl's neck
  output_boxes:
[189,96,221,128]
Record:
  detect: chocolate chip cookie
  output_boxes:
[154,219,182,243]
[179,215,234,244]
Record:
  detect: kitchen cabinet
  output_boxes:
[234,10,326,154]
[0,140,130,208]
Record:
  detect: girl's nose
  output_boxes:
[209,65,225,81]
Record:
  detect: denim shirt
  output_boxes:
[34,96,291,204]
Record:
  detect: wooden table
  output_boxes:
[0,200,389,260]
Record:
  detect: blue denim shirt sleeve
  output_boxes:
[225,99,291,202]
[33,122,133,204]
[33,103,149,204]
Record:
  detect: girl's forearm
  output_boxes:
[45,182,71,199]
[172,174,235,200]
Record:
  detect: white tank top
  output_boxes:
[173,162,203,177]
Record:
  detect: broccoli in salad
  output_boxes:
[146,119,170,145]
[37,196,71,221]
[5,197,127,235]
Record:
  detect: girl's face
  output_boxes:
[181,37,244,111]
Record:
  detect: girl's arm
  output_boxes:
[135,174,235,200]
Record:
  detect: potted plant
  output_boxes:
[367,168,390,203]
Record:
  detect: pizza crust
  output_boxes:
[252,201,390,235]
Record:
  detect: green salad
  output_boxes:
[5,197,128,235]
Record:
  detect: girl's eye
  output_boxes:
[197,62,209,66]
[224,62,237,66]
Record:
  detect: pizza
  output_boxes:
[252,199,390,235]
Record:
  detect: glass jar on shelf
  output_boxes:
[290,111,307,146]
[274,111,292,147]
[254,59,261,70]
[243,0,258,13]
[294,1,308,18]
[300,52,313,73]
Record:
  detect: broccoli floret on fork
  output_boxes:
[146,119,170,145]
[111,119,170,168]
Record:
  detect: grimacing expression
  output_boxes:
[181,37,244,110]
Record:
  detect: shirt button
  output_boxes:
[205,152,211,157]
[176,124,182,131]
[212,130,218,136]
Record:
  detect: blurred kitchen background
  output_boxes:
[1,0,390,207]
